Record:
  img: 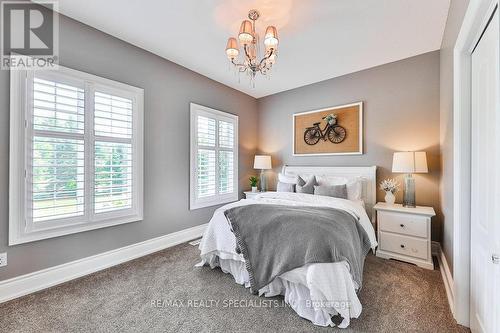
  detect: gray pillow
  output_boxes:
[277,181,295,193]
[296,176,316,194]
[314,184,348,199]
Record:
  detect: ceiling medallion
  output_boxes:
[225,9,279,86]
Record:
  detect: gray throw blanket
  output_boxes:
[224,204,371,293]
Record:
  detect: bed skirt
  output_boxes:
[196,251,362,328]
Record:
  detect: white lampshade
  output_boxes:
[263,26,279,48]
[414,152,428,173]
[253,155,272,170]
[238,20,254,45]
[392,151,428,174]
[225,37,239,59]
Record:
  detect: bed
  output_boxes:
[197,166,378,328]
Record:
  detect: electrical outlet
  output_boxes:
[0,253,7,267]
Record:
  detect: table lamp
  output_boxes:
[253,155,272,192]
[392,151,428,208]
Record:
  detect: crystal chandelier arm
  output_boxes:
[243,44,253,63]
[259,63,272,75]
[231,58,248,72]
[258,48,274,67]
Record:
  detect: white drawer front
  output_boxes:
[378,211,428,238]
[379,232,428,260]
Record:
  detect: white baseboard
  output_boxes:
[0,223,207,304]
[432,241,455,316]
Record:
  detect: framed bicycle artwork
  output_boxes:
[292,102,363,156]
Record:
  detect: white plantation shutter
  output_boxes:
[218,120,234,194]
[218,150,234,194]
[197,116,216,146]
[197,149,216,198]
[94,91,134,214]
[190,104,238,209]
[9,64,143,245]
[32,137,85,222]
[218,120,234,148]
[33,78,85,134]
[94,92,133,138]
[196,116,216,198]
[94,141,133,213]
[30,77,86,224]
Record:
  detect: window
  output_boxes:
[190,103,238,209]
[9,64,143,245]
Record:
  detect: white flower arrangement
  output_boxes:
[380,178,399,194]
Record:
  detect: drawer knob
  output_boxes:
[400,224,405,228]
[400,244,405,248]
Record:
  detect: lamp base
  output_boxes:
[403,174,416,208]
[260,169,267,192]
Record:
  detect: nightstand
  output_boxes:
[243,191,263,199]
[374,203,435,270]
[243,191,274,199]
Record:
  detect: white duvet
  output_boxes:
[197,192,377,328]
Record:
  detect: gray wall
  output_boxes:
[0,13,258,280]
[257,51,443,241]
[439,0,470,273]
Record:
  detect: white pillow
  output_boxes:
[346,178,363,201]
[278,173,298,184]
[276,182,295,192]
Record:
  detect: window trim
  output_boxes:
[189,103,238,210]
[9,64,144,245]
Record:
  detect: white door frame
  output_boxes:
[453,0,499,326]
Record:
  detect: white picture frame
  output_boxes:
[292,102,363,156]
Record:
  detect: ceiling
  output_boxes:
[56,0,450,98]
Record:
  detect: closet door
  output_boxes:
[470,7,499,333]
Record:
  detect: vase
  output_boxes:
[385,191,396,205]
[251,186,258,193]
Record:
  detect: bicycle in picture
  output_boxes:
[303,114,347,145]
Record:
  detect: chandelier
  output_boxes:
[225,9,279,84]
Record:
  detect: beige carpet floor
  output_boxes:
[0,242,469,333]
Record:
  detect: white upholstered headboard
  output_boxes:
[281,165,377,220]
